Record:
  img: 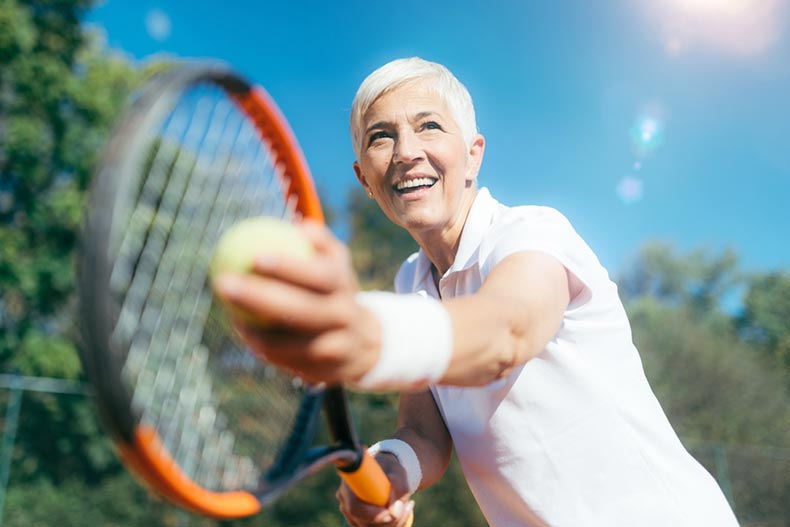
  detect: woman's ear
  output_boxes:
[466,134,486,182]
[353,161,374,198]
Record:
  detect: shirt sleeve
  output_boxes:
[479,207,607,308]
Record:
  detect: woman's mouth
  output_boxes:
[393,177,438,194]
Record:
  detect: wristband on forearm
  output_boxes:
[354,291,453,391]
[368,438,422,494]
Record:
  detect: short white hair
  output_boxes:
[349,57,478,160]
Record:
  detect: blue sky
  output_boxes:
[86,0,790,277]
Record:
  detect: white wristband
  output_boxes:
[355,291,452,391]
[368,439,422,494]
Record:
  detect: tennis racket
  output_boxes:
[78,62,407,522]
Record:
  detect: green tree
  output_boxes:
[346,186,418,291]
[0,0,173,517]
[0,0,151,381]
[3,471,177,527]
[0,0,112,492]
[618,241,741,314]
[738,271,790,377]
[618,243,790,524]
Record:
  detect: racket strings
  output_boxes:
[127,95,244,406]
[118,93,230,405]
[110,97,197,341]
[107,83,303,492]
[121,89,255,489]
[152,109,275,489]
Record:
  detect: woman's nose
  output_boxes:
[393,131,423,164]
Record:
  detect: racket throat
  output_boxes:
[265,389,324,483]
[322,386,365,472]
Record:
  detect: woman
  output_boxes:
[214,58,739,526]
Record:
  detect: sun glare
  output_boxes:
[645,0,787,56]
[674,0,752,15]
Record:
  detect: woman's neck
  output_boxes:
[409,188,477,279]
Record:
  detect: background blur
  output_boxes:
[0,0,788,526]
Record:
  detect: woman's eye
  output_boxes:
[368,131,391,146]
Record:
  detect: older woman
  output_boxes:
[215,58,739,527]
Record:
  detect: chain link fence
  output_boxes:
[1,375,789,526]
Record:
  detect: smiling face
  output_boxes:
[353,80,485,246]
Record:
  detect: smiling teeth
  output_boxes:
[396,177,435,190]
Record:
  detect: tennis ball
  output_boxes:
[209,216,314,324]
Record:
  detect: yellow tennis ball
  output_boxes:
[209,216,314,325]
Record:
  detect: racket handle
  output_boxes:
[337,449,414,527]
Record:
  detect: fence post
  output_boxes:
[713,443,736,514]
[0,377,23,527]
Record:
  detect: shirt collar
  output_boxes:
[413,187,499,285]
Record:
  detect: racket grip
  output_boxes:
[337,450,414,527]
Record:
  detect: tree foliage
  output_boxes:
[738,270,790,377]
[0,0,172,512]
[346,186,418,291]
[618,243,790,524]
[618,241,741,315]
[0,0,162,379]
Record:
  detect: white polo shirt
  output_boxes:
[394,188,738,527]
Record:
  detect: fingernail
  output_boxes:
[390,500,404,516]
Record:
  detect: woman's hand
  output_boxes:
[212,220,380,385]
[336,453,415,527]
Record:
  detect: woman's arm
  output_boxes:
[214,222,579,388]
[337,389,451,527]
[440,249,576,385]
[392,389,453,490]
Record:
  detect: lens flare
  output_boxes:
[616,175,644,204]
[145,8,172,42]
[630,114,665,156]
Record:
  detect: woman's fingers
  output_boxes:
[336,482,414,527]
[394,500,415,527]
[235,317,377,384]
[212,222,358,331]
[212,220,379,385]
[249,248,348,295]
[248,221,355,294]
[214,271,357,331]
